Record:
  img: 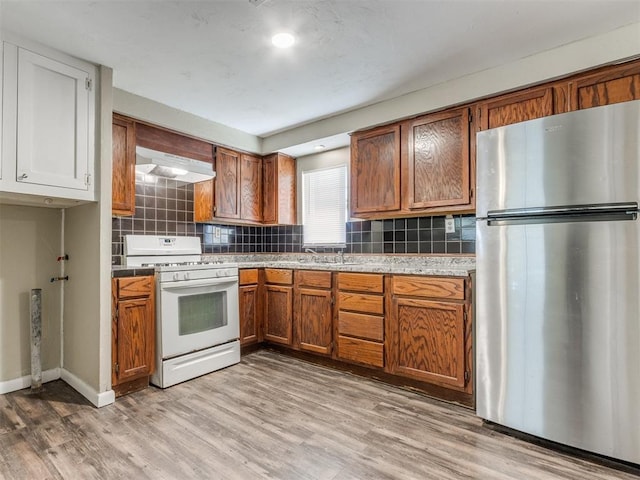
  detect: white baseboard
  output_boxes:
[0,368,61,394]
[60,369,115,408]
[1,368,115,408]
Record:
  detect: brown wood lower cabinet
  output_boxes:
[111,275,155,396]
[388,275,471,393]
[336,272,385,368]
[263,269,293,346]
[294,270,333,355]
[240,267,474,403]
[239,269,260,346]
[391,298,466,388]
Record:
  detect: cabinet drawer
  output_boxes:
[392,276,465,300]
[338,311,383,342]
[239,269,259,285]
[264,268,293,285]
[296,270,332,289]
[117,276,154,299]
[337,273,383,293]
[338,292,383,315]
[338,336,383,368]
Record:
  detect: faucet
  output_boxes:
[337,250,345,264]
[305,248,318,254]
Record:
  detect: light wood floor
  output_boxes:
[0,350,637,479]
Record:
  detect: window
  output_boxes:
[302,165,347,246]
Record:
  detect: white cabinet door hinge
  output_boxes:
[84,173,91,186]
[85,77,92,91]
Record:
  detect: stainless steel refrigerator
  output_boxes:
[476,100,640,465]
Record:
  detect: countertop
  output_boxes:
[111,266,156,278]
[202,253,475,277]
[111,254,475,277]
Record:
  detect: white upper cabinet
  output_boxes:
[1,37,96,205]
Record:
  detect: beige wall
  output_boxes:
[62,203,101,390]
[110,23,640,157]
[110,23,640,158]
[113,88,261,154]
[263,22,640,153]
[61,66,114,397]
[0,205,61,381]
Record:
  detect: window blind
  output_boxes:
[302,165,347,246]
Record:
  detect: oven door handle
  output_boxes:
[160,277,239,290]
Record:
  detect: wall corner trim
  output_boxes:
[60,368,115,408]
[0,368,61,395]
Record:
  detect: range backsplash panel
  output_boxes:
[112,176,475,265]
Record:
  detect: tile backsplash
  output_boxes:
[112,175,475,265]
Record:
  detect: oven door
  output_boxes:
[158,276,239,359]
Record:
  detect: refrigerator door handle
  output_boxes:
[487,202,638,226]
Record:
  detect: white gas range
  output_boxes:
[124,235,240,388]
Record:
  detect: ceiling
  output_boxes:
[1,0,639,152]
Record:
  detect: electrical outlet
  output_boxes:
[214,227,221,238]
[445,216,456,234]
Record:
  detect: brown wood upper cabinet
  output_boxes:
[263,153,296,225]
[136,123,214,163]
[195,147,270,224]
[214,147,242,220]
[477,86,558,130]
[404,108,470,210]
[240,153,263,222]
[350,110,473,218]
[111,114,136,216]
[568,61,640,111]
[350,124,401,215]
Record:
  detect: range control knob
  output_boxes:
[173,273,180,281]
[184,272,190,281]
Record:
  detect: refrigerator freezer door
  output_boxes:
[476,100,640,218]
[476,218,640,464]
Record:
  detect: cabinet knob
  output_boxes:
[18,173,28,180]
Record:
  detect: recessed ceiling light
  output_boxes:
[314,144,326,151]
[271,32,295,49]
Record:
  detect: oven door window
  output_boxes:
[178,291,227,336]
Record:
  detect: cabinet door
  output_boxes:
[15,47,93,191]
[239,284,260,346]
[406,108,470,209]
[240,153,262,222]
[478,86,555,130]
[112,115,136,216]
[262,154,277,224]
[215,147,241,219]
[114,296,155,384]
[263,153,296,225]
[264,285,293,345]
[295,287,332,355]
[350,124,401,215]
[569,61,640,110]
[194,179,215,222]
[390,297,466,389]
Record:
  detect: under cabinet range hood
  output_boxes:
[135,146,215,183]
